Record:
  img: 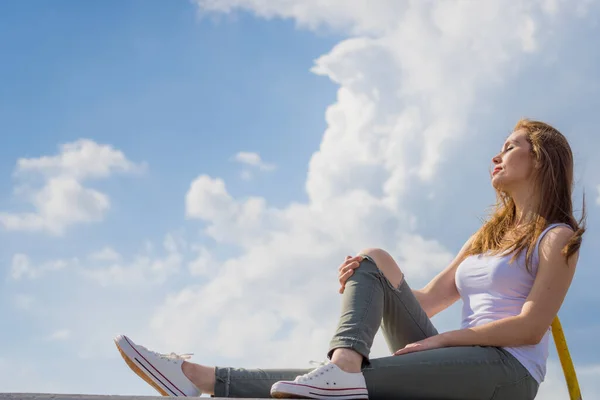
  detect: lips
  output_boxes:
[492,167,502,176]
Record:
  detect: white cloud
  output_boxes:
[80,234,184,287]
[9,253,75,280]
[15,139,144,180]
[185,175,272,247]
[0,139,144,235]
[197,1,593,209]
[186,175,235,220]
[10,234,182,287]
[232,151,276,171]
[188,246,215,276]
[195,0,409,35]
[231,151,276,181]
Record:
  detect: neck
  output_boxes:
[510,186,538,226]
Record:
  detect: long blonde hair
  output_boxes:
[465,119,586,271]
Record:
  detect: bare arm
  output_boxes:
[413,236,475,318]
[437,226,578,347]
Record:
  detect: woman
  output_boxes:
[114,119,585,399]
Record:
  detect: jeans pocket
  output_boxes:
[489,373,538,400]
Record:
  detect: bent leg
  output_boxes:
[329,252,438,360]
[363,346,539,400]
[358,252,438,353]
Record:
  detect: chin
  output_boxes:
[491,176,508,191]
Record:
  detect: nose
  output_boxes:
[492,153,502,165]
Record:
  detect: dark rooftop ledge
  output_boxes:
[0,395,266,400]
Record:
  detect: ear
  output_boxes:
[530,148,542,170]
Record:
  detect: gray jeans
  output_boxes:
[214,256,539,399]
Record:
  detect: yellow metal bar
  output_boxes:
[551,316,582,400]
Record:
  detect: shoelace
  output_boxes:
[141,345,193,362]
[157,352,194,361]
[296,360,333,382]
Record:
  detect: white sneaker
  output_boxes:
[270,362,368,399]
[114,334,201,397]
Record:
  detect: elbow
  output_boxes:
[524,333,544,346]
[514,314,548,345]
[523,327,547,346]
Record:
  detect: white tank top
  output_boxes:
[455,223,570,384]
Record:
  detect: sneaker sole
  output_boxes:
[271,381,369,399]
[114,335,188,397]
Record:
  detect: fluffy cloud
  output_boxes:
[232,151,276,171]
[185,175,273,246]
[195,0,409,35]
[187,245,215,277]
[231,151,276,181]
[0,139,145,235]
[10,253,76,280]
[14,139,142,180]
[80,233,185,287]
[9,234,183,287]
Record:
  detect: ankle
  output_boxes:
[330,348,363,373]
[182,361,216,395]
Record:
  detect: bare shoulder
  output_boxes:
[541,225,575,247]
[539,225,579,266]
[453,234,476,262]
[461,234,476,250]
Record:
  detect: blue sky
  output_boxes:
[1,1,600,399]
[0,0,338,243]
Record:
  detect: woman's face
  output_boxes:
[491,128,536,192]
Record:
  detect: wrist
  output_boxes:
[437,331,456,347]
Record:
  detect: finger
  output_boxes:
[342,255,363,266]
[338,268,354,283]
[339,262,360,276]
[394,343,425,356]
[339,257,354,272]
[339,256,353,271]
[348,260,361,269]
[393,347,412,356]
[338,261,361,278]
[339,285,344,294]
[338,257,363,272]
[338,269,354,285]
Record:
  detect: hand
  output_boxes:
[338,255,364,294]
[393,334,447,356]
